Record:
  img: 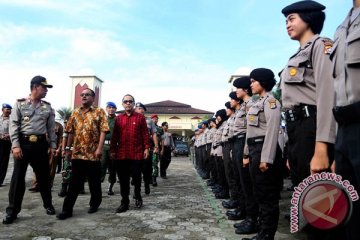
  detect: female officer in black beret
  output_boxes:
[280,1,342,239]
[242,68,282,240]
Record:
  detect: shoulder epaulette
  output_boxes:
[17,98,26,102]
[41,100,51,105]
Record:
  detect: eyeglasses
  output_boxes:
[80,93,92,97]
[123,100,134,104]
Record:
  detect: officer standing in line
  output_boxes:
[331,0,360,239]
[150,114,163,186]
[205,118,217,187]
[196,122,206,178]
[200,120,209,179]
[280,1,335,184]
[231,76,259,235]
[221,100,243,207]
[0,104,12,187]
[101,101,118,195]
[223,93,247,220]
[242,68,282,240]
[3,76,56,224]
[211,109,229,199]
[280,2,341,239]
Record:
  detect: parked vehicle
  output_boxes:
[173,142,189,157]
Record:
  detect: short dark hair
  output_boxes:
[299,11,325,34]
[84,88,95,97]
[161,122,168,127]
[122,94,135,102]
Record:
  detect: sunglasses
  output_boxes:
[80,93,92,97]
[123,100,134,104]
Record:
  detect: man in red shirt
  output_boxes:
[110,94,150,213]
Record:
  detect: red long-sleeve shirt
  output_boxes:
[110,111,150,160]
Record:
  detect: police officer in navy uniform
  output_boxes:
[243,68,282,240]
[331,1,360,239]
[3,76,56,224]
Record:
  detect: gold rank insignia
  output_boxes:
[268,99,277,109]
[289,68,297,76]
[249,115,255,122]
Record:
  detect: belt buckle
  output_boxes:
[29,135,38,143]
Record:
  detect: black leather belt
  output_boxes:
[333,101,360,125]
[284,104,316,122]
[247,136,265,145]
[21,134,46,143]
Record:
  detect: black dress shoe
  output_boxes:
[222,199,239,209]
[235,218,259,234]
[2,214,17,224]
[228,210,246,221]
[135,199,143,208]
[28,186,39,192]
[88,206,98,214]
[215,191,230,199]
[241,230,274,240]
[56,212,72,220]
[160,176,167,179]
[115,204,129,213]
[46,205,56,215]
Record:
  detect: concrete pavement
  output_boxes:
[0,156,306,240]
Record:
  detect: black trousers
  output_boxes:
[6,139,52,216]
[209,155,217,181]
[215,155,228,191]
[142,150,153,185]
[204,144,211,176]
[62,160,102,214]
[100,148,117,184]
[114,159,143,205]
[248,141,282,235]
[0,139,11,185]
[335,123,360,240]
[223,142,241,200]
[287,117,334,186]
[234,137,258,218]
[160,146,172,177]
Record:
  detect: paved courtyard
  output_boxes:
[0,156,306,240]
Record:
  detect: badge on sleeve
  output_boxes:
[322,38,333,55]
[268,99,277,109]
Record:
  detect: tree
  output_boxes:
[56,107,72,123]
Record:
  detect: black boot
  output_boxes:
[152,177,157,187]
[107,183,114,195]
[58,183,68,197]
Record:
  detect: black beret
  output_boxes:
[229,91,239,101]
[208,118,216,124]
[225,101,232,109]
[215,109,227,119]
[31,75,53,88]
[135,102,147,111]
[282,0,325,16]
[233,76,251,89]
[250,68,275,83]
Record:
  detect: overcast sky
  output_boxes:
[0,0,350,113]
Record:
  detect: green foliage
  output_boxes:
[56,107,72,122]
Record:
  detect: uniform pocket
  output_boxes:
[247,107,262,127]
[283,65,306,84]
[346,29,360,65]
